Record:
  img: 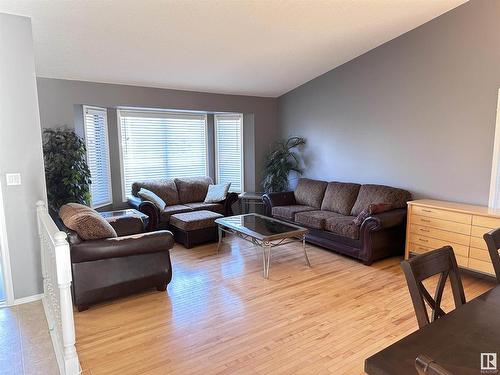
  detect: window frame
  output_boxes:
[82,105,113,208]
[488,89,500,208]
[214,113,244,193]
[117,108,209,202]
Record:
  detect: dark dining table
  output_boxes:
[365,285,500,375]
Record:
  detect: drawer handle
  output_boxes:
[419,228,430,233]
[422,209,432,213]
[419,238,429,243]
[420,219,430,223]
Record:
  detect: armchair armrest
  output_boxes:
[70,230,174,263]
[360,208,407,232]
[262,191,296,216]
[128,196,160,231]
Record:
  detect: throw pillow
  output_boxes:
[60,206,117,240]
[59,202,93,223]
[204,183,231,203]
[138,188,167,210]
[352,203,393,226]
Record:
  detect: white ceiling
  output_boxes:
[0,0,467,97]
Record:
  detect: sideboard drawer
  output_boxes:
[410,224,470,246]
[456,255,469,268]
[408,233,469,257]
[470,247,492,262]
[472,215,500,228]
[412,206,472,224]
[408,242,433,254]
[470,236,487,250]
[411,215,471,235]
[468,258,495,275]
[471,225,493,238]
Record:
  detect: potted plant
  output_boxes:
[42,128,91,211]
[262,136,306,193]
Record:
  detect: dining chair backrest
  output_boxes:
[415,354,453,375]
[401,246,466,328]
[483,228,500,283]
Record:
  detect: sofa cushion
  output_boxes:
[352,203,393,226]
[295,210,343,230]
[272,205,316,221]
[137,188,166,210]
[59,202,93,223]
[320,182,361,215]
[175,176,213,204]
[204,183,231,203]
[185,202,225,214]
[160,204,193,222]
[324,216,360,239]
[132,179,180,206]
[294,178,328,208]
[170,210,223,231]
[62,210,117,240]
[351,184,411,216]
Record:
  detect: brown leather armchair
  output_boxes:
[60,217,174,311]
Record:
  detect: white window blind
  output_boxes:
[119,110,208,199]
[215,113,243,193]
[83,106,112,208]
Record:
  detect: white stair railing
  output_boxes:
[36,201,80,375]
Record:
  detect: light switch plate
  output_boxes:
[6,173,21,186]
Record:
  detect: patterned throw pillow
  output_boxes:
[138,188,167,210]
[352,203,393,226]
[59,203,117,240]
[204,183,231,203]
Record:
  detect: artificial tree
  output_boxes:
[42,128,91,210]
[262,136,306,193]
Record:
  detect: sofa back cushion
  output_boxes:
[350,184,411,216]
[175,176,213,204]
[321,182,361,215]
[294,178,328,208]
[132,179,180,206]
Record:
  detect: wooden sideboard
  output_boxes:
[405,199,500,276]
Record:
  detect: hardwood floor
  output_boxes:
[74,237,494,375]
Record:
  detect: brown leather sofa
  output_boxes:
[263,178,411,265]
[57,213,174,312]
[128,176,238,231]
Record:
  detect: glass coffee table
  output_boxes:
[215,214,310,279]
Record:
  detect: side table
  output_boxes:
[238,192,265,214]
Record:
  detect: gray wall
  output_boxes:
[278,0,500,205]
[0,14,47,299]
[37,78,278,202]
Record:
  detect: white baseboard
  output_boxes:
[12,293,43,306]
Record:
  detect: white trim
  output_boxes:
[12,293,43,306]
[214,113,244,193]
[0,179,14,305]
[117,109,128,203]
[83,105,113,208]
[488,89,500,209]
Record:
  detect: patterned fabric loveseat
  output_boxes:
[263,178,411,265]
[128,176,238,231]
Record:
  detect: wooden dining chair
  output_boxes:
[401,246,466,328]
[483,228,500,283]
[415,354,453,375]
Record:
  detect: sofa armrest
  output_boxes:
[262,191,296,216]
[224,192,239,216]
[70,230,174,263]
[128,196,160,231]
[360,208,407,232]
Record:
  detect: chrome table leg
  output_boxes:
[217,226,223,254]
[303,235,311,267]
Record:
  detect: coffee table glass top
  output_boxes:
[215,214,307,241]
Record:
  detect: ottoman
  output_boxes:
[170,210,224,248]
